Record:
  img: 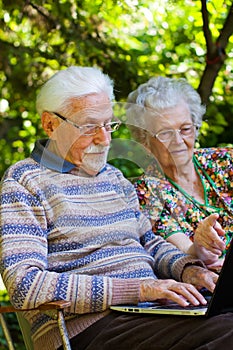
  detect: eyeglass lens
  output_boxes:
[82,122,120,135]
[156,125,195,142]
[51,112,121,136]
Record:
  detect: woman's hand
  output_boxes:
[194,213,226,265]
[139,278,207,307]
[193,245,224,271]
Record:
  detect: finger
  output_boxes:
[169,283,207,306]
[202,244,224,255]
[214,221,225,237]
[211,230,226,247]
[206,213,219,227]
[206,216,225,245]
[202,228,226,251]
[207,258,224,271]
[201,277,217,293]
[210,248,224,255]
[179,284,207,305]
[195,226,221,248]
[198,271,218,293]
[182,266,218,294]
[157,289,192,307]
[195,237,224,254]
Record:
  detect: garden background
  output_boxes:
[0,0,232,348]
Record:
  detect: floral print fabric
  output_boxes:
[134,147,233,252]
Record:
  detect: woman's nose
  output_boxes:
[172,130,184,144]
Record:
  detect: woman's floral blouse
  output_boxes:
[134,147,233,252]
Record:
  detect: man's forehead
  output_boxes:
[69,93,110,109]
[68,93,113,122]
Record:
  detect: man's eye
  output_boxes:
[86,125,97,130]
[82,125,98,134]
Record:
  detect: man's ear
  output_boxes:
[144,132,151,149]
[41,111,60,138]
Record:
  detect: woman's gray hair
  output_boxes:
[36,66,114,116]
[126,76,206,143]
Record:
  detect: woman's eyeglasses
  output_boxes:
[154,124,198,143]
[51,111,121,136]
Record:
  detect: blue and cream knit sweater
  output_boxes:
[0,139,202,350]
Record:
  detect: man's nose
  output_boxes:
[93,126,111,146]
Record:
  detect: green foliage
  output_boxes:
[0,0,233,179]
[0,290,24,350]
[0,3,232,346]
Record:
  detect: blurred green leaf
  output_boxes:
[0,0,232,179]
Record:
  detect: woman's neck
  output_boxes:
[163,161,193,183]
[165,163,205,203]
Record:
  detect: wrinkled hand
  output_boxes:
[139,278,207,307]
[194,245,224,271]
[205,257,224,273]
[182,265,218,293]
[194,214,226,263]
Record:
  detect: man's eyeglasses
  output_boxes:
[154,124,197,143]
[51,112,121,136]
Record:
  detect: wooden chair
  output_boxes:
[0,300,72,350]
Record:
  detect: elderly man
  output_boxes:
[1,66,233,350]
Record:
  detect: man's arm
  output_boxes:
[0,173,141,314]
[118,172,208,282]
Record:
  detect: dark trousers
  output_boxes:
[58,311,233,350]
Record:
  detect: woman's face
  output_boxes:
[147,101,196,172]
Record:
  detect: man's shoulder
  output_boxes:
[105,163,126,178]
[105,163,135,189]
[2,157,38,181]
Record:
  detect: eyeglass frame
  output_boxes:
[154,124,198,143]
[50,111,121,136]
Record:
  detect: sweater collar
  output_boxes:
[31,139,107,175]
[31,139,76,173]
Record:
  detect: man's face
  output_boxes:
[43,92,113,175]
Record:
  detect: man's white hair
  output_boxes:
[36,66,114,116]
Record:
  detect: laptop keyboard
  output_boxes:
[151,303,208,310]
[138,300,209,310]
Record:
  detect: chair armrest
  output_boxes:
[0,305,17,313]
[0,300,71,313]
[38,300,71,311]
[0,300,72,350]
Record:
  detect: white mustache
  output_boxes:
[84,145,109,154]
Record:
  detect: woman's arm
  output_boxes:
[167,228,224,271]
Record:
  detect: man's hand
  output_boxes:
[139,278,208,307]
[182,265,219,293]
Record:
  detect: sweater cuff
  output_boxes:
[172,256,206,282]
[110,278,141,305]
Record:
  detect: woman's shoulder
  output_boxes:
[134,173,165,185]
[194,147,233,164]
[133,173,170,196]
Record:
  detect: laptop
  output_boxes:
[110,237,233,317]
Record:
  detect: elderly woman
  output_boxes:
[126,76,233,270]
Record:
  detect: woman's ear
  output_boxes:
[41,111,60,138]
